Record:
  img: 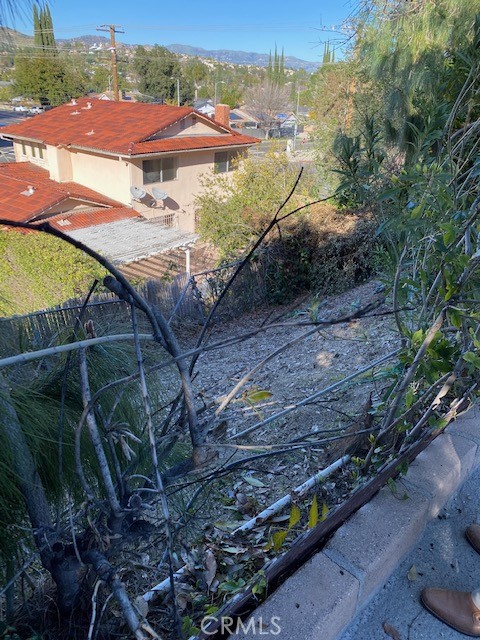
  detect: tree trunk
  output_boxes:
[0,373,83,612]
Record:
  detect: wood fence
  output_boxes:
[0,261,270,357]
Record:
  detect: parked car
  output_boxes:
[29,106,43,115]
[13,105,28,112]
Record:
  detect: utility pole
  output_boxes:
[293,85,301,151]
[96,24,124,102]
[170,77,180,106]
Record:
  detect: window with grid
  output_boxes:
[214,150,239,173]
[143,157,178,184]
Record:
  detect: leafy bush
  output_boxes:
[261,205,376,303]
[195,146,314,259]
[0,230,105,316]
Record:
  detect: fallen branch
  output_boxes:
[83,550,159,640]
[229,349,401,441]
[0,333,155,369]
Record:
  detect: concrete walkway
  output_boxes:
[339,412,480,640]
[230,405,480,639]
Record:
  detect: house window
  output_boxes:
[214,150,238,173]
[21,142,26,156]
[30,144,44,160]
[143,157,178,184]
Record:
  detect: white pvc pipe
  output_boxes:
[232,455,350,534]
[143,565,187,602]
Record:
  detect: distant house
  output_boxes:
[230,108,261,131]
[193,99,215,118]
[0,99,259,238]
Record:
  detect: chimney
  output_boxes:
[215,103,230,128]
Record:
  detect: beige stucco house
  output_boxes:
[0,98,259,233]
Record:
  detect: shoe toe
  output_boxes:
[466,524,480,554]
[421,588,480,637]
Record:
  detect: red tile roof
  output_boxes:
[133,134,261,155]
[0,98,260,156]
[0,162,129,224]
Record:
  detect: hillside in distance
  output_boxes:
[166,43,320,72]
[0,28,319,72]
[0,27,34,48]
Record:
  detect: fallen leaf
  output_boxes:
[289,504,301,528]
[308,494,318,529]
[272,530,288,551]
[246,390,273,404]
[382,621,401,640]
[407,565,418,581]
[205,549,217,589]
[320,501,329,522]
[134,595,149,618]
[243,475,266,487]
[222,546,247,554]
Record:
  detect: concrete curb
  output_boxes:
[229,406,480,639]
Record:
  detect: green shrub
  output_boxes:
[0,230,105,316]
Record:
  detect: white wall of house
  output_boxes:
[13,140,48,168]
[46,144,73,182]
[68,149,131,204]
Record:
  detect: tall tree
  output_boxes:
[133,45,193,103]
[357,0,480,147]
[33,4,43,48]
[42,5,56,51]
[14,4,76,105]
[322,41,332,65]
[245,79,290,137]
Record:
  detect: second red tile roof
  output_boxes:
[0,162,129,223]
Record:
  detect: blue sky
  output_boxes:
[10,0,357,63]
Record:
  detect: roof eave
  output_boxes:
[1,134,44,144]
[129,142,258,158]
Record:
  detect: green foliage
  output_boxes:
[219,85,243,109]
[333,115,386,207]
[13,52,87,105]
[90,65,111,93]
[133,45,194,104]
[357,0,480,148]
[14,5,83,105]
[195,147,308,258]
[305,60,358,191]
[0,231,105,316]
[0,84,13,102]
[0,323,178,560]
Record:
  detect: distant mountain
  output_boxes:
[0,27,33,49]
[0,28,320,72]
[166,43,320,72]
